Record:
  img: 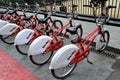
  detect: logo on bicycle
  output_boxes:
[67,50,76,60]
[42,40,50,48]
[10,27,17,32]
[26,32,33,39]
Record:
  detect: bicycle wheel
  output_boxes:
[29,51,53,65]
[47,20,63,37]
[53,20,63,32]
[1,35,15,45]
[96,30,110,51]
[51,63,77,79]
[69,26,83,44]
[16,44,30,55]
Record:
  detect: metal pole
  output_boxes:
[71,0,73,5]
[72,0,74,17]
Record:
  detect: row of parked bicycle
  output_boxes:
[0,0,116,79]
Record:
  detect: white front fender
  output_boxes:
[102,27,107,31]
[49,44,79,69]
[0,23,19,35]
[28,35,53,56]
[96,34,102,50]
[14,29,35,45]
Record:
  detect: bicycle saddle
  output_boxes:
[38,16,51,24]
[8,10,17,15]
[66,24,81,34]
[0,10,8,14]
[23,15,33,21]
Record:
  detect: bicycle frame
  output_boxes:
[2,12,15,22]
[70,26,102,64]
[29,17,58,42]
[45,20,72,52]
[1,9,21,22]
[12,15,36,35]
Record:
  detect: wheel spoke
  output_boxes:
[1,35,15,44]
[52,63,77,78]
[30,51,53,65]
[16,44,29,55]
[96,31,109,51]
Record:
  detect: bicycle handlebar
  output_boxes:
[72,4,78,8]
[83,4,116,25]
[83,5,116,9]
[83,5,92,7]
[108,6,116,8]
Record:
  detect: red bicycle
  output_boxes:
[49,0,116,79]
[28,3,83,65]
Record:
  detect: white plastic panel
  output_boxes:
[28,35,53,55]
[49,44,79,69]
[14,29,35,45]
[0,20,8,29]
[0,23,19,35]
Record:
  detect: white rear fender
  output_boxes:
[14,29,35,45]
[0,23,19,35]
[49,44,79,69]
[28,35,52,56]
[0,20,8,28]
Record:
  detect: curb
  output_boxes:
[91,42,120,54]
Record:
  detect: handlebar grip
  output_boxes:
[72,4,78,7]
[83,5,92,7]
[108,6,116,8]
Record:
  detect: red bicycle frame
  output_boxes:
[45,20,73,52]
[10,13,37,36]
[28,17,59,43]
[70,26,102,64]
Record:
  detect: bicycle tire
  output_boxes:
[1,35,15,45]
[51,63,77,79]
[15,44,29,55]
[97,30,110,51]
[29,51,53,65]
[0,28,20,45]
[52,20,63,35]
[69,25,83,44]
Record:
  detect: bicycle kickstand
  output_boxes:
[86,52,93,65]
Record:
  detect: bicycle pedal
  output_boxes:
[60,37,64,40]
[87,56,93,64]
[87,60,93,65]
[71,39,77,44]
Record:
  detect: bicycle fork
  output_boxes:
[86,50,93,65]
